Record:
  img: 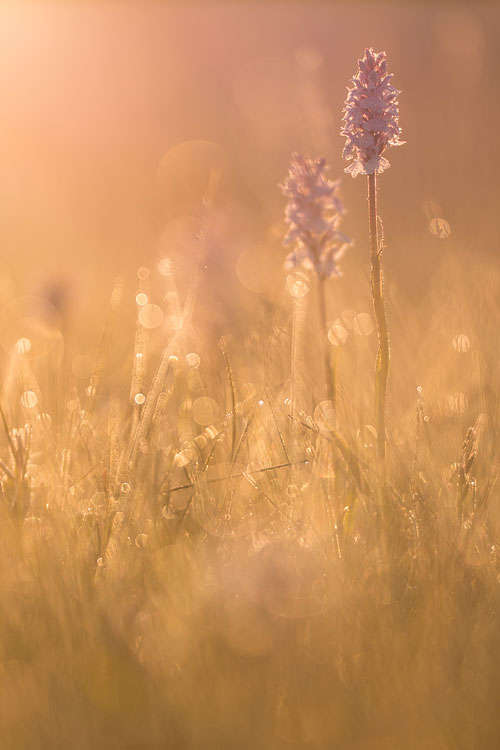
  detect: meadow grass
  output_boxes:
[0,46,499,750]
[0,223,499,750]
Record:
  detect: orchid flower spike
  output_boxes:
[341,48,405,178]
[280,153,352,280]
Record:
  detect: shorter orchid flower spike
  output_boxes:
[280,153,352,280]
[341,48,405,178]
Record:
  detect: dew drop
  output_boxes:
[134,393,146,405]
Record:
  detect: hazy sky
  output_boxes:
[0,1,498,328]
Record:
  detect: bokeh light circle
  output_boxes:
[139,303,164,330]
[0,296,62,359]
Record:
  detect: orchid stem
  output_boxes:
[368,172,389,462]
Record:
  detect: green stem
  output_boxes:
[368,172,389,462]
[317,277,336,408]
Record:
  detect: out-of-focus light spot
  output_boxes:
[134,393,146,405]
[139,303,164,330]
[15,337,31,355]
[166,314,183,332]
[186,352,201,368]
[233,57,298,127]
[328,319,349,346]
[162,504,176,521]
[341,309,356,330]
[194,434,208,450]
[137,267,150,280]
[453,333,471,353]
[430,217,451,239]
[314,400,336,433]
[72,354,94,380]
[121,482,131,494]
[193,396,219,426]
[135,533,148,549]
[168,355,179,366]
[258,400,264,407]
[204,424,220,440]
[36,413,52,428]
[0,296,61,359]
[135,292,148,306]
[286,271,310,298]
[158,257,173,277]
[353,313,374,336]
[21,390,37,408]
[174,448,194,468]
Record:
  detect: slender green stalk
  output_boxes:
[367,172,389,461]
[317,277,337,408]
[290,290,307,484]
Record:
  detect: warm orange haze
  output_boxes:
[0,2,499,749]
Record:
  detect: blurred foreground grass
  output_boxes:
[0,223,499,750]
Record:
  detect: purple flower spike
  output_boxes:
[280,153,352,280]
[341,48,405,178]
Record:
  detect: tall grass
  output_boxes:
[0,49,499,750]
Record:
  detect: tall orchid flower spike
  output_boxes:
[280,153,352,281]
[280,153,352,408]
[341,47,404,178]
[341,48,405,464]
